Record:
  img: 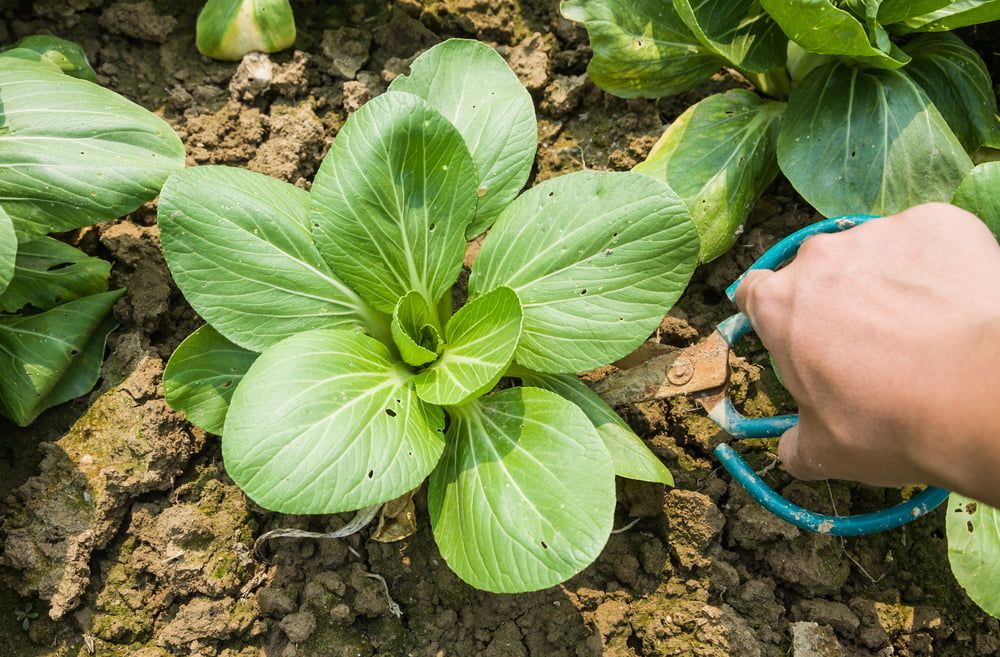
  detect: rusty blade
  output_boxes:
[592,331,730,407]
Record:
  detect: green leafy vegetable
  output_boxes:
[777,61,972,216]
[891,0,1000,32]
[414,286,522,406]
[512,365,673,484]
[0,57,185,426]
[946,494,1000,617]
[560,0,723,99]
[161,39,699,592]
[388,39,537,238]
[470,170,698,373]
[953,162,1000,239]
[309,91,478,314]
[163,325,258,435]
[0,237,110,313]
[0,289,123,426]
[0,58,185,238]
[2,35,96,81]
[635,89,784,261]
[673,0,786,73]
[428,387,615,592]
[196,0,296,61]
[903,33,1000,151]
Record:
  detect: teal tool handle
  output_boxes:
[710,215,950,536]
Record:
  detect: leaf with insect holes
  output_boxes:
[0,58,184,238]
[414,286,522,406]
[223,329,446,514]
[389,39,537,238]
[635,89,784,262]
[0,237,110,313]
[309,92,478,314]
[470,170,699,373]
[0,289,123,427]
[428,386,615,592]
[561,0,723,99]
[513,366,673,484]
[164,325,259,435]
[777,61,972,217]
[158,166,376,353]
[946,494,1000,617]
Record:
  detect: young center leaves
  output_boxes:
[196,0,296,61]
[0,56,185,426]
[160,39,700,593]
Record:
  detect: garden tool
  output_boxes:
[593,215,950,536]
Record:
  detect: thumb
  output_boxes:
[777,424,823,481]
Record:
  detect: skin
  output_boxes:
[735,203,1000,507]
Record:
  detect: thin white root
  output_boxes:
[253,504,382,560]
[611,517,643,534]
[362,572,402,618]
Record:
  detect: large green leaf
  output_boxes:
[512,366,673,484]
[759,0,909,68]
[0,206,14,298]
[953,162,1000,239]
[0,288,123,426]
[196,0,296,61]
[163,325,258,435]
[891,0,1000,32]
[223,329,446,514]
[672,0,786,73]
[634,89,783,262]
[391,291,442,368]
[777,62,973,217]
[561,0,723,99]
[158,166,376,352]
[0,58,185,239]
[414,286,522,406]
[0,237,110,313]
[903,33,1000,152]
[470,171,699,373]
[428,386,615,592]
[946,494,1000,617]
[388,39,537,238]
[310,92,478,314]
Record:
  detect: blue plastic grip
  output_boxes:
[714,444,951,536]
[712,214,950,535]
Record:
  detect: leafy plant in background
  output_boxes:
[0,53,185,425]
[563,0,1000,261]
[196,0,296,61]
[0,35,96,81]
[160,38,700,592]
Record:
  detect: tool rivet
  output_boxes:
[667,357,694,386]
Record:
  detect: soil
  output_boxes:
[1,2,998,657]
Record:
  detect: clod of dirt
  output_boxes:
[156,596,257,650]
[322,27,372,79]
[183,101,267,166]
[790,621,845,657]
[540,74,588,117]
[99,221,173,335]
[502,32,551,93]
[280,610,317,644]
[662,489,725,570]
[247,102,328,183]
[371,12,439,62]
[631,597,764,657]
[792,599,861,636]
[258,587,297,618]
[725,482,800,548]
[1,343,205,619]
[418,0,527,42]
[229,53,275,102]
[99,1,177,43]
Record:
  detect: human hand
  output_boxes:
[735,203,1000,506]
